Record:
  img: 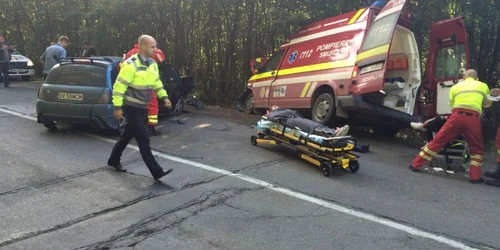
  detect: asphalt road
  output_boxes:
[0,81,499,250]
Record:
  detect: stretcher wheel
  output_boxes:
[321,162,333,177]
[348,161,360,173]
[251,135,258,146]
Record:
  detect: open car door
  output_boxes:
[351,0,408,95]
[427,17,469,115]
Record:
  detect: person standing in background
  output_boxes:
[0,34,14,88]
[39,36,70,79]
[82,40,97,57]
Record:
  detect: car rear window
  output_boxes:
[46,64,107,87]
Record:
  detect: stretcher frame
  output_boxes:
[251,118,360,177]
[429,139,471,176]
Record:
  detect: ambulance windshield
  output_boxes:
[259,50,285,73]
[361,13,399,52]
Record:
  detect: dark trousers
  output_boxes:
[0,62,9,86]
[108,105,163,176]
[425,116,448,141]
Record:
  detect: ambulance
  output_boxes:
[238,0,469,136]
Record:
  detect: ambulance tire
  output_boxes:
[312,93,335,126]
[244,93,256,114]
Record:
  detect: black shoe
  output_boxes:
[409,164,420,172]
[148,126,162,136]
[485,179,500,187]
[108,162,127,172]
[153,168,173,180]
[485,164,500,179]
[469,177,485,184]
[4,85,11,88]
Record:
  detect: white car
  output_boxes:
[9,50,35,81]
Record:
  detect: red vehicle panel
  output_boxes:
[239,0,470,135]
[419,17,469,118]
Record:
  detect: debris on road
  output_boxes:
[187,96,203,110]
[170,119,186,124]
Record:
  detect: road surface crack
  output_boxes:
[0,158,143,197]
[270,182,499,250]
[74,187,263,250]
[233,157,291,173]
[0,191,174,248]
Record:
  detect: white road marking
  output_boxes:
[0,107,479,250]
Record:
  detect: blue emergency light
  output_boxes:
[370,1,386,8]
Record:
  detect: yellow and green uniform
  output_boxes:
[112,54,168,110]
[449,77,490,115]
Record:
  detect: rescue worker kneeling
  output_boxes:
[409,69,491,184]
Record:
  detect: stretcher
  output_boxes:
[429,138,471,176]
[251,117,360,177]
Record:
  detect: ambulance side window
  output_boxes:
[361,13,399,52]
[259,50,285,73]
[434,44,466,79]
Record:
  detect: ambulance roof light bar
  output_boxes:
[370,1,386,8]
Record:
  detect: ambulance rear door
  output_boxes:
[427,17,469,115]
[351,0,408,95]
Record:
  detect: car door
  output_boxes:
[426,17,469,115]
[249,49,286,108]
[351,0,408,95]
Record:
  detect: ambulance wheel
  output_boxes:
[251,135,258,146]
[244,93,256,114]
[321,161,333,177]
[312,93,335,125]
[349,161,360,173]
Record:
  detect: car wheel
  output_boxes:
[312,93,335,125]
[244,93,255,114]
[43,119,57,130]
[172,96,185,116]
[372,126,399,137]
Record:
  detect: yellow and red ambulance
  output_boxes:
[239,0,468,136]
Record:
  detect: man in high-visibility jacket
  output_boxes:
[119,39,166,136]
[409,69,491,184]
[107,35,172,180]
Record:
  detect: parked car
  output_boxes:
[0,49,35,81]
[157,63,195,116]
[36,57,195,132]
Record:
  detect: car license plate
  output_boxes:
[58,92,83,101]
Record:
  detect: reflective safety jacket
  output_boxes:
[449,77,490,114]
[112,54,168,110]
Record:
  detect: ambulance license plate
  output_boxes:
[58,92,83,101]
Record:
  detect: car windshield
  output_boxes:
[46,64,107,87]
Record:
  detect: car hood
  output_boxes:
[11,55,30,62]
